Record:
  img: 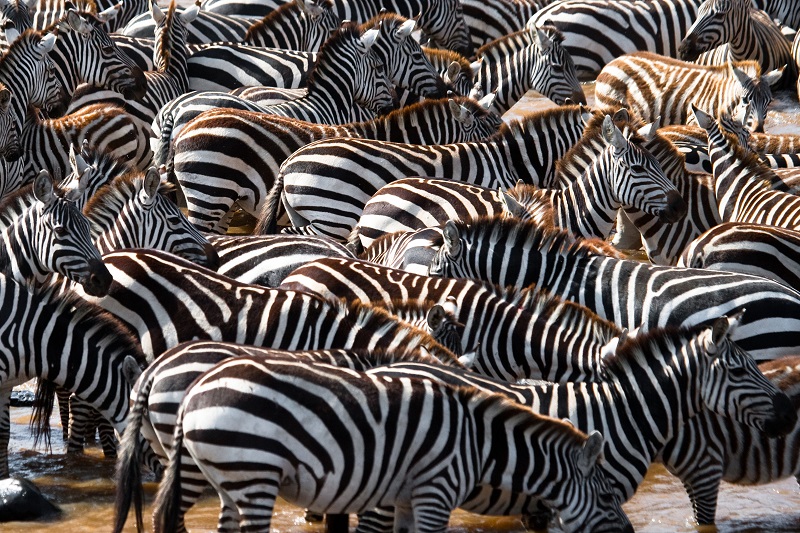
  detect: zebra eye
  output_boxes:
[629,164,646,175]
[53,225,68,237]
[728,365,748,378]
[102,45,114,53]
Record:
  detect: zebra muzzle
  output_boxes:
[658,191,688,224]
[80,259,113,297]
[763,392,798,438]
[119,68,148,102]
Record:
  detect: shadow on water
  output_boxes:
[6,85,800,532]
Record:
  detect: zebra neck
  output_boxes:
[706,124,757,220]
[553,155,619,239]
[49,32,83,96]
[476,32,531,114]
[0,57,34,129]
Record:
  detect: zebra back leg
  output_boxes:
[56,387,71,442]
[67,395,93,453]
[95,413,118,458]
[0,386,11,478]
[355,506,395,532]
[666,458,724,526]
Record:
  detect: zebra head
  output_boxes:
[354,26,397,116]
[55,10,148,101]
[446,95,504,141]
[699,312,797,438]
[729,64,783,133]
[601,115,687,224]
[295,0,340,51]
[7,29,68,116]
[545,430,633,533]
[527,24,585,106]
[679,0,748,61]
[28,170,112,296]
[85,167,220,271]
[368,14,450,100]
[415,0,472,57]
[0,84,20,160]
[0,0,32,51]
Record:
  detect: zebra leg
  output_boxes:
[0,385,11,478]
[95,414,118,458]
[67,394,93,453]
[215,469,281,533]
[217,490,241,533]
[55,387,71,442]
[666,460,723,526]
[410,498,450,533]
[356,506,395,532]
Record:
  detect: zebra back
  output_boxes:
[680,0,796,85]
[0,170,111,294]
[121,4,252,43]
[677,222,800,292]
[461,0,541,51]
[154,357,626,532]
[243,0,340,51]
[427,215,800,359]
[475,23,585,113]
[83,167,218,269]
[202,0,284,18]
[279,255,624,382]
[658,354,800,525]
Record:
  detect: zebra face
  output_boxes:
[33,173,111,296]
[679,0,739,61]
[731,66,783,134]
[30,48,68,117]
[0,85,20,161]
[701,314,797,438]
[528,26,586,106]
[603,119,687,224]
[297,0,341,52]
[358,52,398,116]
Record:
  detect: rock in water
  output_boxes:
[0,478,62,522]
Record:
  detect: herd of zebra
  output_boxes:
[3,0,800,530]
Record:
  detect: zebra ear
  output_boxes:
[637,116,661,141]
[709,309,746,351]
[65,10,92,34]
[151,2,164,23]
[611,107,629,124]
[532,27,553,53]
[500,190,525,218]
[442,219,461,256]
[360,27,379,52]
[142,167,161,204]
[478,92,496,111]
[395,18,415,40]
[578,431,604,476]
[762,66,786,88]
[601,115,626,151]
[181,2,201,23]
[426,304,445,331]
[469,59,482,79]
[122,355,143,385]
[691,104,714,129]
[33,170,55,205]
[38,32,57,54]
[95,3,121,23]
[444,61,460,85]
[731,66,755,89]
[458,104,474,126]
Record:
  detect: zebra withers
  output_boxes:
[152,357,631,533]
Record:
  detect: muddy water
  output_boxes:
[6,86,800,532]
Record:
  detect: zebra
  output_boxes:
[461,0,542,51]
[112,341,464,533]
[356,226,447,275]
[64,0,199,168]
[752,0,800,29]
[658,355,800,526]
[527,0,704,80]
[694,105,800,230]
[121,4,253,43]
[20,103,152,181]
[427,216,800,360]
[677,222,800,293]
[595,53,783,133]
[258,104,594,240]
[0,170,111,296]
[31,0,149,32]
[355,319,796,532]
[679,0,796,85]
[279,255,627,382]
[352,177,555,250]
[474,23,586,113]
[152,357,630,533]
[0,0,33,50]
[0,273,145,478]
[211,234,355,287]
[202,0,284,18]
[0,83,20,161]
[46,8,147,101]
[794,29,800,100]
[170,96,501,233]
[242,0,340,51]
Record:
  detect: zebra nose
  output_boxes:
[203,243,220,271]
[658,191,687,223]
[678,37,700,62]
[764,393,798,438]
[82,259,112,297]
[570,88,587,105]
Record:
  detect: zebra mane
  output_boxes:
[600,324,702,373]
[361,95,493,127]
[333,297,463,368]
[714,119,779,181]
[84,168,173,219]
[474,23,564,58]
[504,182,556,228]
[358,230,402,261]
[155,0,180,72]
[421,46,471,72]
[0,29,46,70]
[497,104,593,143]
[360,11,406,31]
[244,0,334,41]
[304,21,362,90]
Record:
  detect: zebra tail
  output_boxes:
[254,173,285,235]
[152,403,186,533]
[30,379,56,452]
[112,374,155,533]
[152,109,176,177]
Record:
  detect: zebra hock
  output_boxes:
[152,357,632,533]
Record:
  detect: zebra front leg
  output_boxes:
[55,387,71,442]
[666,460,724,526]
[67,394,93,453]
[0,385,12,478]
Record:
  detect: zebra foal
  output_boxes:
[152,357,631,533]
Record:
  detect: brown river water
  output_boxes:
[6,86,800,532]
